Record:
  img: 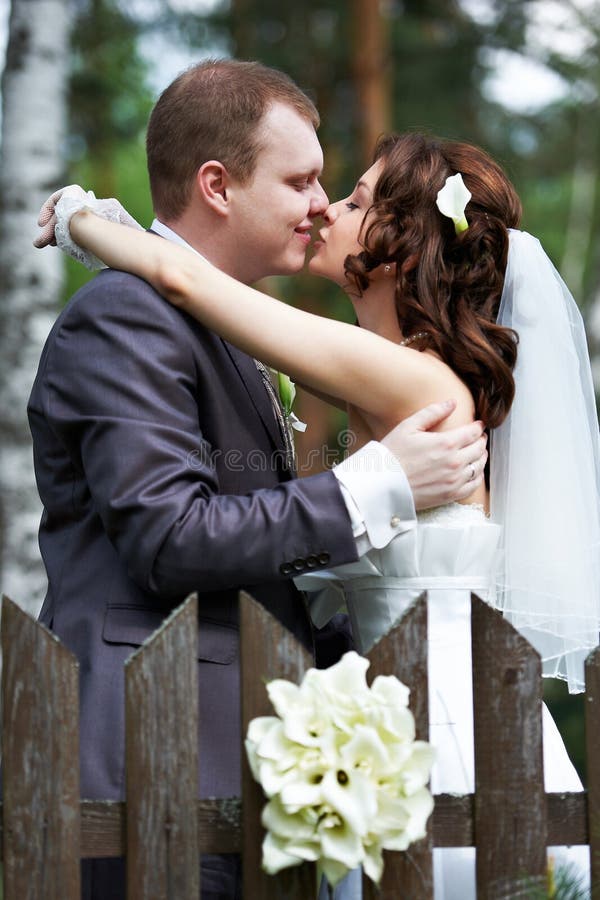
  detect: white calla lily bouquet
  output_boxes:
[245,651,434,892]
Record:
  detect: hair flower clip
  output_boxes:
[436,173,471,235]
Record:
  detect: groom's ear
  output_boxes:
[196,161,231,217]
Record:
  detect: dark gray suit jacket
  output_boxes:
[28,268,358,801]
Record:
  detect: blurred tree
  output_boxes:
[548,4,600,351]
[390,0,486,141]
[0,0,71,615]
[0,0,159,610]
[63,0,156,297]
[69,0,153,196]
[61,0,226,298]
[479,1,600,321]
[352,0,391,167]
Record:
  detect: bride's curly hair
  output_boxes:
[344,133,522,428]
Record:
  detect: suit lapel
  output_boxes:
[147,226,285,455]
[221,340,284,452]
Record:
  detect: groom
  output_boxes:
[31,60,487,899]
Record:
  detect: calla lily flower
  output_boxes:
[266,678,300,715]
[436,172,471,234]
[362,840,385,885]
[276,370,307,431]
[261,804,321,873]
[261,831,301,874]
[320,767,378,837]
[267,677,335,747]
[277,371,296,415]
[318,812,365,872]
[318,854,355,889]
[373,787,433,850]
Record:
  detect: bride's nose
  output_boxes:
[323,202,339,225]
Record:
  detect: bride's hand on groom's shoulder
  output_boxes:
[34,184,88,249]
[33,184,142,252]
[381,400,487,510]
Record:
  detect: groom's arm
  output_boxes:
[42,273,362,599]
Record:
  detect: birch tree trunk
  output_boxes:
[0,0,71,615]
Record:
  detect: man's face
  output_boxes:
[228,102,328,283]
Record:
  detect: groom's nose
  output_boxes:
[308,180,329,217]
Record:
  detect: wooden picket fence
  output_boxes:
[0,590,598,899]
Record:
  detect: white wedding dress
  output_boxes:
[301,502,589,900]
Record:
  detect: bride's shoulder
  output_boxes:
[405,348,475,419]
[360,344,476,437]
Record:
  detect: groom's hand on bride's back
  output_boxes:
[381,399,487,510]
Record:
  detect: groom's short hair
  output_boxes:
[146,59,320,220]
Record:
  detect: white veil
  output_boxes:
[490,229,600,693]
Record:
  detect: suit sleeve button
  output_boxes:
[306,555,318,569]
[317,552,331,565]
[279,562,294,576]
[293,557,306,571]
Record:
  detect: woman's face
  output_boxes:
[309,160,383,288]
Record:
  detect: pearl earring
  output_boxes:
[384,264,391,273]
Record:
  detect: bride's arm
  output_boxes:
[70,211,461,427]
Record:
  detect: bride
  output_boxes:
[38,132,597,897]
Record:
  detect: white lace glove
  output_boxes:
[34,184,143,271]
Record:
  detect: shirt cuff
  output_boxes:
[332,441,417,550]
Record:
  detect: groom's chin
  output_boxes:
[272,254,310,278]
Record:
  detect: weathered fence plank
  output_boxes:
[471,594,547,898]
[239,591,315,899]
[125,594,199,900]
[585,646,600,899]
[1,595,81,900]
[363,593,433,900]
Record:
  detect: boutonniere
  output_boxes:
[277,371,307,433]
[436,172,471,234]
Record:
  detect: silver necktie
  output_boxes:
[254,359,296,473]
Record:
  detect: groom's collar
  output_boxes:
[150,218,209,262]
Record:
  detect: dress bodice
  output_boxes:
[295,502,501,654]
